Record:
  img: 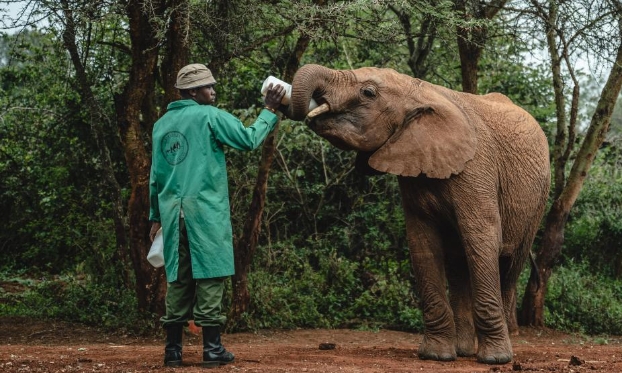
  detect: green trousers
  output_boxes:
[161,218,227,328]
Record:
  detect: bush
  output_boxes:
[564,147,622,278]
[240,235,423,332]
[0,272,152,334]
[544,261,622,335]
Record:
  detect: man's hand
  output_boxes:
[264,83,286,112]
[149,222,162,242]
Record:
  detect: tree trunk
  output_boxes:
[520,21,622,325]
[115,0,171,318]
[161,0,189,107]
[59,1,130,286]
[228,125,281,329]
[453,0,508,94]
[228,34,312,330]
[149,0,190,319]
[519,200,568,326]
[389,4,437,79]
[456,35,482,94]
[543,1,570,200]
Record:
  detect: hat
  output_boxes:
[175,63,217,89]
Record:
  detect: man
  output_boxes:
[149,63,286,368]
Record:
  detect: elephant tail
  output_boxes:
[528,252,541,292]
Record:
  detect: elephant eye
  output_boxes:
[361,86,377,98]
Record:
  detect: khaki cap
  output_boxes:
[175,63,217,89]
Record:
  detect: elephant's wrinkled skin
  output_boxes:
[285,64,550,365]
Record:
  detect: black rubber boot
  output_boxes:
[164,324,183,367]
[202,326,235,368]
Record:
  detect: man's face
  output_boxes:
[190,84,216,105]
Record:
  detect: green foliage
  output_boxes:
[0,271,152,333]
[544,261,622,335]
[242,237,422,332]
[609,95,622,138]
[0,30,126,278]
[563,146,622,278]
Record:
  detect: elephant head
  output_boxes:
[287,64,477,179]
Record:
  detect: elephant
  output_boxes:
[283,64,550,364]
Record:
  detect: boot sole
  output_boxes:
[202,361,220,368]
[165,361,182,367]
[202,359,234,368]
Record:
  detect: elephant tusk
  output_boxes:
[307,103,330,118]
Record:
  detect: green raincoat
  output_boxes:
[149,100,278,281]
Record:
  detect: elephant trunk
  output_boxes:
[288,64,334,121]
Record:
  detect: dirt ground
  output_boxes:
[1,316,621,373]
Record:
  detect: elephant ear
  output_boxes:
[368,98,477,179]
[355,151,386,176]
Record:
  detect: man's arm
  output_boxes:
[210,84,286,150]
[148,162,161,242]
[149,221,162,242]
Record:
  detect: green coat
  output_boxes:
[149,99,278,281]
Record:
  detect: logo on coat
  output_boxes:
[161,131,189,165]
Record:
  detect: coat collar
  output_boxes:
[167,99,200,110]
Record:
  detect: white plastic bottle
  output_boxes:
[261,76,318,110]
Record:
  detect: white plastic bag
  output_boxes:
[147,228,164,268]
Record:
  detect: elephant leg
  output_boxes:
[407,220,457,362]
[500,256,520,336]
[460,211,513,364]
[502,287,519,336]
[446,253,477,357]
[468,256,513,364]
[500,232,535,336]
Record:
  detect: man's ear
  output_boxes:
[179,89,193,99]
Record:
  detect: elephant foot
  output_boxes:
[417,335,457,362]
[454,322,476,357]
[476,336,513,364]
[477,352,512,364]
[455,337,476,357]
